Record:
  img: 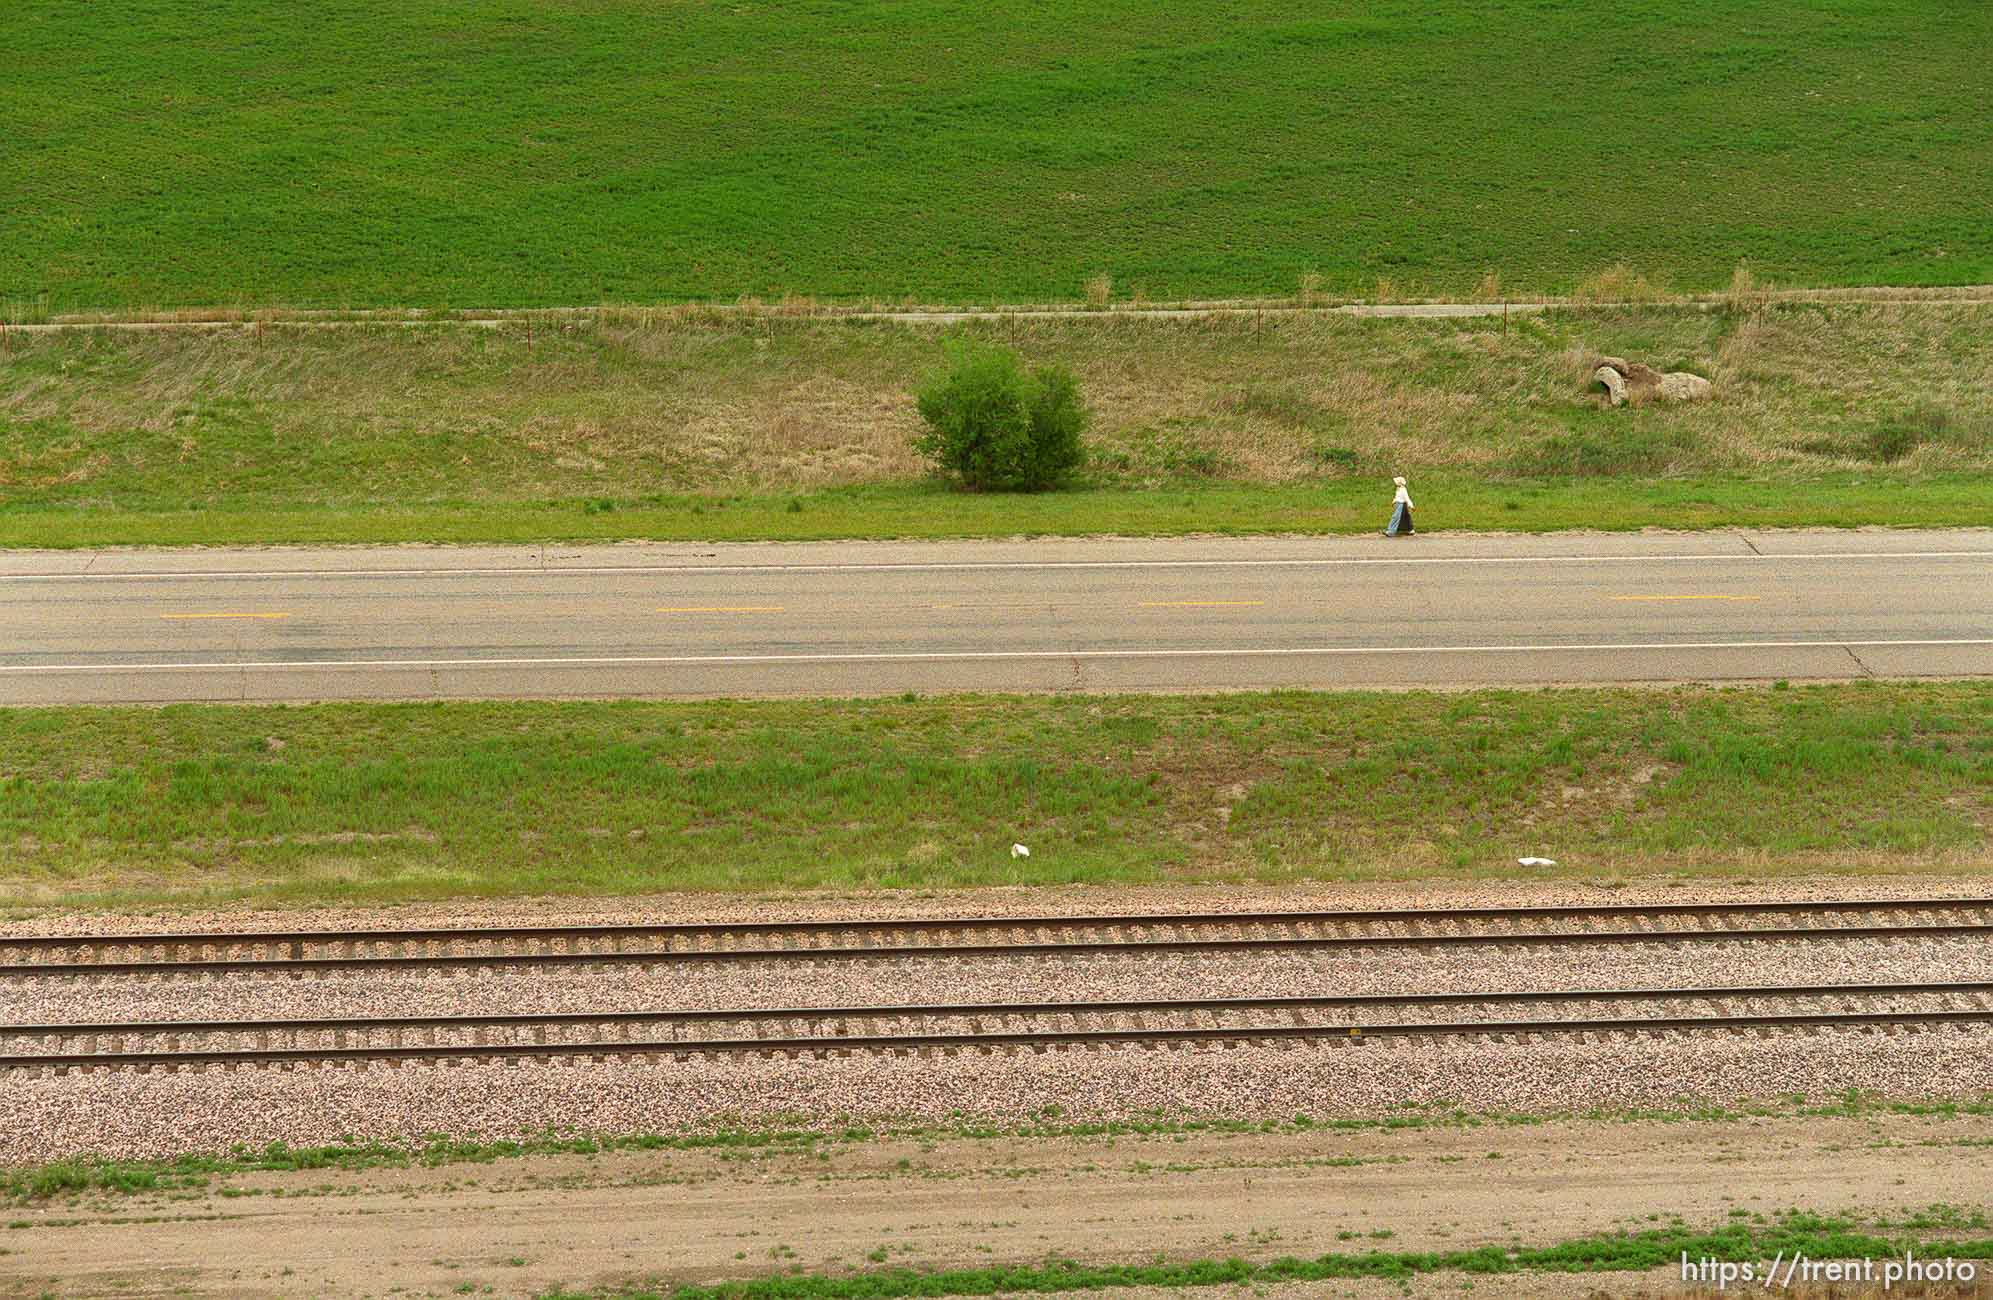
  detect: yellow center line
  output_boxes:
[1610,595,1763,603]
[656,605,785,613]
[159,612,291,620]
[1139,600,1266,608]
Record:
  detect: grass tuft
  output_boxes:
[1573,264,1672,304]
[1723,262,1772,315]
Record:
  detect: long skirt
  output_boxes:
[1385,502,1414,536]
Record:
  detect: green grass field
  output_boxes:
[3,683,1984,910]
[9,476,1991,549]
[5,1,1990,312]
[3,304,1987,546]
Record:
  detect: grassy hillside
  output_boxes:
[4,683,1985,908]
[2,302,1987,545]
[5,1,1990,312]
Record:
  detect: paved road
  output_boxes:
[1,531,1986,704]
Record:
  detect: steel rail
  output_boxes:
[8,1007,1990,1071]
[9,980,1990,1042]
[4,899,1989,976]
[4,896,1986,954]
[5,922,1989,977]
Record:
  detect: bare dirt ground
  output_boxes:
[3,1110,1988,1300]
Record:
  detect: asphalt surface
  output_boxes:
[2,530,1987,704]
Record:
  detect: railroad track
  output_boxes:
[4,898,1990,978]
[7,982,1991,1073]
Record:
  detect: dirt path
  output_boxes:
[7,287,1991,334]
[3,1110,1986,1299]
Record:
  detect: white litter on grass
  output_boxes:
[1516,857,1557,867]
[1011,844,1030,858]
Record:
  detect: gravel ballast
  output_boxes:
[0,1025,1986,1164]
[6,881,1990,1164]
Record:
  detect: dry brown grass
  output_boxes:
[4,304,1988,497]
[162,306,248,323]
[1751,284,1993,303]
[10,283,1990,332]
[1083,273,1113,310]
[1573,263,1674,303]
[1723,262,1772,314]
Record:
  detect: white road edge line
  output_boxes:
[4,638,1987,675]
[2,550,1989,581]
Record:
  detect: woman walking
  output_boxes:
[1385,475,1415,537]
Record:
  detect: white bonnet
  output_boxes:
[1392,476,1406,486]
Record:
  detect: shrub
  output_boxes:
[912,342,1088,491]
